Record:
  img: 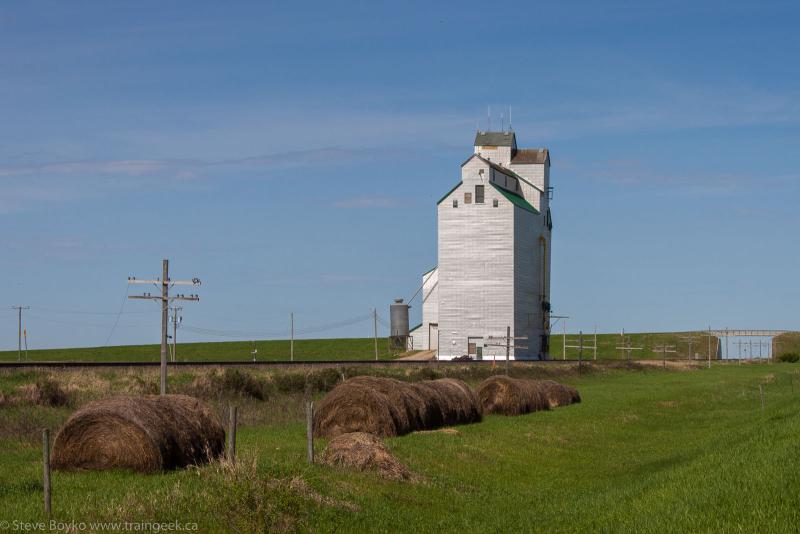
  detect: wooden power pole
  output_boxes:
[373,308,378,360]
[12,306,29,362]
[128,259,200,394]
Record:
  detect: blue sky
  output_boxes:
[1,1,799,350]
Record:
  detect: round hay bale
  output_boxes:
[344,376,427,434]
[476,376,550,416]
[563,384,582,405]
[537,380,571,408]
[423,378,482,426]
[314,376,481,438]
[536,380,582,408]
[313,381,401,438]
[51,394,225,473]
[321,432,413,481]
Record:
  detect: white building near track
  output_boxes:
[409,129,553,360]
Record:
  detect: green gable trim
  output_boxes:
[490,182,540,214]
[409,323,423,333]
[436,182,462,205]
[422,265,437,276]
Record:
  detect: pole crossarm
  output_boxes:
[128,277,201,286]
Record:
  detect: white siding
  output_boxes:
[437,160,514,360]
[514,208,546,358]
[474,145,513,165]
[422,267,439,333]
[510,163,546,212]
[408,267,439,351]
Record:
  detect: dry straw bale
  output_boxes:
[321,432,413,481]
[537,380,581,408]
[52,394,225,473]
[477,376,581,415]
[313,376,481,438]
[477,376,550,416]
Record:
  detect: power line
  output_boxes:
[25,312,158,329]
[104,284,131,346]
[181,311,376,340]
[32,307,153,316]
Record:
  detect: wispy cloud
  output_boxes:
[333,196,402,209]
[0,147,366,180]
[0,147,385,213]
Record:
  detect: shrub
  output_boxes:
[305,368,343,393]
[34,377,70,407]
[779,353,800,363]
[220,369,271,400]
[273,373,307,394]
[189,369,271,400]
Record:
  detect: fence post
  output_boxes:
[306,401,315,464]
[227,405,237,462]
[43,429,51,517]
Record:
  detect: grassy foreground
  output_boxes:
[1,362,799,532]
[0,337,397,363]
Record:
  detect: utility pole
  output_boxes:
[563,319,567,360]
[128,259,200,395]
[11,306,29,362]
[679,335,695,361]
[506,325,511,375]
[616,337,643,363]
[652,344,677,369]
[726,328,730,363]
[485,329,528,375]
[593,325,597,361]
[170,306,182,362]
[290,312,294,361]
[373,308,378,360]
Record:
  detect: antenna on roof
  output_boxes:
[508,106,512,131]
[487,106,491,131]
[500,112,504,132]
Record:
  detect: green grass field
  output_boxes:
[0,337,398,363]
[1,362,798,532]
[549,331,721,360]
[1,331,724,364]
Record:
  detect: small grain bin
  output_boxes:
[389,298,410,352]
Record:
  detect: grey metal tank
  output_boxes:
[389,298,410,344]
